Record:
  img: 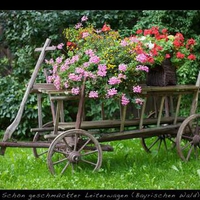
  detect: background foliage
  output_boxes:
[0,10,200,138]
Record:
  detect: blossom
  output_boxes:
[133,26,197,67]
[107,88,118,97]
[81,15,88,22]
[118,64,127,72]
[71,87,80,95]
[135,98,144,105]
[133,85,142,93]
[89,91,98,98]
[108,77,121,85]
[121,94,130,106]
[57,43,64,49]
[102,23,111,32]
[46,16,197,108]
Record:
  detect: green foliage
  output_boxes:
[1,10,200,138]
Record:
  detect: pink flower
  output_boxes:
[82,32,90,38]
[81,15,88,22]
[54,75,61,90]
[89,55,100,64]
[107,88,117,97]
[71,87,80,95]
[136,65,149,72]
[64,81,69,89]
[57,43,64,50]
[118,73,126,79]
[135,98,144,105]
[133,85,142,93]
[85,49,95,57]
[89,91,98,98]
[118,64,127,72]
[136,53,148,63]
[97,64,107,77]
[121,94,130,105]
[120,40,128,46]
[55,56,63,64]
[108,77,121,85]
[68,73,82,81]
[75,22,82,29]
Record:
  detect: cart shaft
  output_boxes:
[0,141,50,148]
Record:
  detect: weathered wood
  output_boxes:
[98,124,181,142]
[0,141,50,148]
[157,96,165,127]
[120,105,127,132]
[141,85,199,93]
[37,93,43,128]
[3,38,52,142]
[58,117,186,130]
[75,79,86,129]
[31,127,54,132]
[35,46,56,52]
[174,94,182,124]
[30,83,57,93]
[195,71,200,86]
[139,97,147,129]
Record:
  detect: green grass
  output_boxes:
[0,137,200,189]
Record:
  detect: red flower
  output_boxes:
[161,28,168,34]
[143,29,152,36]
[173,39,183,48]
[176,52,185,59]
[147,57,155,64]
[66,41,77,50]
[102,23,111,32]
[136,29,143,34]
[188,54,196,60]
[186,38,196,49]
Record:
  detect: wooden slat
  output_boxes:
[98,124,181,142]
[57,117,185,130]
[139,96,147,129]
[31,83,57,93]
[35,46,56,52]
[141,85,199,93]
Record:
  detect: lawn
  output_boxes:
[0,137,200,190]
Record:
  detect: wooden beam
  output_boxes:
[3,38,52,142]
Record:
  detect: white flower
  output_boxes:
[146,41,154,49]
[138,36,146,41]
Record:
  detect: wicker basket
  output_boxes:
[146,58,177,86]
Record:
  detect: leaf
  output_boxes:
[171,165,179,172]
[197,169,200,177]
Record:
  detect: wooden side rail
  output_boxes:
[57,117,186,131]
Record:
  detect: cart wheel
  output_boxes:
[141,134,176,153]
[176,114,200,161]
[47,129,103,176]
[141,111,176,153]
[32,121,54,158]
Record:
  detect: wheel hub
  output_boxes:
[192,135,200,146]
[68,151,81,163]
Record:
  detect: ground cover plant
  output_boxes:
[0,136,200,190]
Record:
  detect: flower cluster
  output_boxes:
[129,26,196,68]
[45,16,197,107]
